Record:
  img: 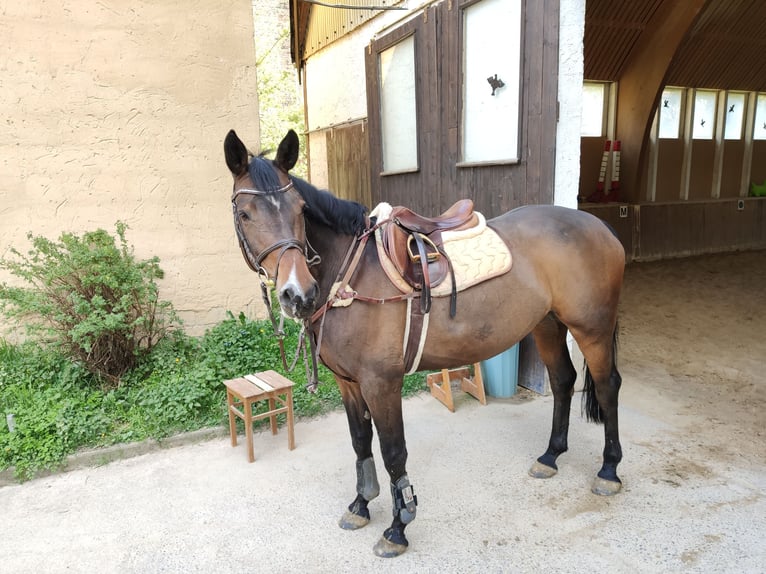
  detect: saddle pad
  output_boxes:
[370,202,512,297]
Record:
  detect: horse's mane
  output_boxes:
[248,155,367,236]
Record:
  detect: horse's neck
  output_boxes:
[307,223,356,297]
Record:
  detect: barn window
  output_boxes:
[692,90,717,140]
[724,92,746,140]
[461,0,522,164]
[753,93,766,141]
[581,82,607,137]
[379,34,418,173]
[658,87,683,139]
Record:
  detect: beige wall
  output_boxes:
[0,0,263,335]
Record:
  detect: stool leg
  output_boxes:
[244,398,255,463]
[286,389,295,450]
[227,391,238,447]
[268,395,278,435]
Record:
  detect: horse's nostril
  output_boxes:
[279,282,319,317]
[280,286,296,304]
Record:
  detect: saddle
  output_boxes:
[381,199,478,315]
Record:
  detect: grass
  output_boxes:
[0,312,426,481]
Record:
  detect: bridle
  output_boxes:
[231,179,322,391]
[231,180,306,281]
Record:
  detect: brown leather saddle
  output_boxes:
[381,199,477,315]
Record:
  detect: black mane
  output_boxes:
[248,155,368,236]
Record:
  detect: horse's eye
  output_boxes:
[238,210,250,221]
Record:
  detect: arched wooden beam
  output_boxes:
[616,0,709,202]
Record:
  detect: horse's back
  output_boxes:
[489,205,625,325]
[489,204,624,267]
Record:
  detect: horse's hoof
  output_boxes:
[592,476,622,496]
[338,510,370,530]
[529,460,558,479]
[373,536,408,558]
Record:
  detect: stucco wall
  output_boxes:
[0,0,262,336]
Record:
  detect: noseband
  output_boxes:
[231,181,306,281]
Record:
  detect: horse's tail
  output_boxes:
[582,322,619,424]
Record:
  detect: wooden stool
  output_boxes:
[223,370,295,462]
[426,363,487,412]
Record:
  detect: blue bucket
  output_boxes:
[480,345,519,398]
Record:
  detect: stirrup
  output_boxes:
[406,233,440,263]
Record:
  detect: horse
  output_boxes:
[224,128,626,558]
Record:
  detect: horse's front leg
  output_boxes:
[362,379,416,558]
[335,375,380,530]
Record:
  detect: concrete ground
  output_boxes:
[1,252,764,573]
[0,383,763,573]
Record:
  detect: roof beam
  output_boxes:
[615,0,709,202]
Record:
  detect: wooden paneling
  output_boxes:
[667,0,766,92]
[655,140,684,202]
[584,0,664,81]
[750,141,766,188]
[637,199,766,260]
[581,199,766,261]
[720,140,745,198]
[583,0,766,92]
[296,1,766,92]
[326,121,371,207]
[688,140,715,200]
[365,0,559,218]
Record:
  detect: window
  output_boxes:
[658,87,683,139]
[379,35,418,173]
[462,0,522,163]
[692,90,717,140]
[724,92,746,140]
[754,93,766,141]
[581,82,606,137]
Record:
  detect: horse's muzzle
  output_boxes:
[279,281,319,319]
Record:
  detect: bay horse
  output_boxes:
[224,129,625,558]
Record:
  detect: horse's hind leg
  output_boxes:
[528,314,578,479]
[574,327,623,495]
[335,375,381,530]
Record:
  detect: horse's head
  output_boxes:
[224,129,320,320]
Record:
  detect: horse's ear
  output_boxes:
[224,130,249,178]
[275,129,299,172]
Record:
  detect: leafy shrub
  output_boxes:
[0,340,108,479]
[0,313,426,481]
[0,222,179,387]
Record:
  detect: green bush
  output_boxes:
[0,222,179,387]
[0,313,428,481]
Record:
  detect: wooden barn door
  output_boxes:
[325,120,371,208]
[365,0,559,218]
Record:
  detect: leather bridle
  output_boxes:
[231,181,306,282]
[230,179,322,391]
